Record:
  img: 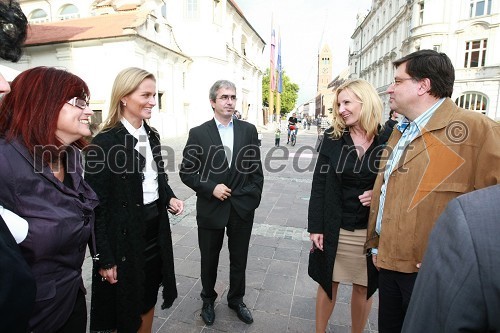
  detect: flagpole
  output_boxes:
[276,28,282,126]
[269,15,276,126]
[276,91,281,124]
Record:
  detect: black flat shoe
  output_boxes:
[228,302,253,324]
[201,302,215,325]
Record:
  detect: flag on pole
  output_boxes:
[277,30,282,94]
[270,20,276,92]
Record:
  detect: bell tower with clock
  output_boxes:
[317,44,332,92]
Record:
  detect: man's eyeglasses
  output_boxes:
[391,77,415,86]
[67,97,89,110]
[217,95,237,102]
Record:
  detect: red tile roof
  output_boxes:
[25,11,148,46]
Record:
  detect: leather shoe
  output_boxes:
[228,302,253,324]
[201,302,215,325]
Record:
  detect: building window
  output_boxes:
[464,39,487,68]
[213,0,222,25]
[232,23,236,46]
[241,35,247,56]
[58,4,79,21]
[469,0,491,17]
[92,110,103,127]
[28,8,49,23]
[161,4,167,19]
[419,1,425,25]
[455,92,488,114]
[185,0,198,19]
[158,92,164,112]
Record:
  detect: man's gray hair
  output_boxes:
[209,80,236,101]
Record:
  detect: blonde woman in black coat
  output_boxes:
[85,67,184,333]
[308,79,385,333]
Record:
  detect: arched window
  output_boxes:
[455,92,488,114]
[161,4,167,19]
[241,35,247,56]
[58,4,79,21]
[232,23,236,47]
[28,9,48,23]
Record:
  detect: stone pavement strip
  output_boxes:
[83,124,379,332]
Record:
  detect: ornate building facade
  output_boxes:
[4,0,266,137]
[348,0,499,121]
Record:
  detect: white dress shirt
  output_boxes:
[214,117,234,168]
[121,118,159,204]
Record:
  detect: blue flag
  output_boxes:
[277,33,282,94]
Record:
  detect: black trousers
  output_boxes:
[378,268,418,333]
[198,206,253,305]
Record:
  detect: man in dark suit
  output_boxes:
[180,80,263,326]
[402,184,500,332]
[0,2,36,332]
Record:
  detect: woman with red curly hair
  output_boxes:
[0,66,98,333]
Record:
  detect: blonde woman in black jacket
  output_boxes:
[308,79,385,333]
[85,67,184,333]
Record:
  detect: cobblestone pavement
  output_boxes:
[83,123,379,332]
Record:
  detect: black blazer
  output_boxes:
[180,118,263,227]
[0,216,36,333]
[84,122,177,332]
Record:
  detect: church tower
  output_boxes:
[317,44,332,92]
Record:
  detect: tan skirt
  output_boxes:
[332,228,368,286]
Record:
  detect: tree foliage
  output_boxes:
[262,69,299,116]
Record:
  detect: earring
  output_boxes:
[122,102,127,106]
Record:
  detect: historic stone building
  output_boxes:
[4,0,266,137]
[348,0,499,121]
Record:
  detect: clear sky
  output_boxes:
[235,0,372,106]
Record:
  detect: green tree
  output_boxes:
[262,69,299,116]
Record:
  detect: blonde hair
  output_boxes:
[327,79,382,139]
[101,67,156,130]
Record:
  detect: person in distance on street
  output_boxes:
[287,112,298,143]
[379,110,399,143]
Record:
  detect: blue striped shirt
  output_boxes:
[374,98,445,241]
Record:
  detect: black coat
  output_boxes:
[307,131,384,299]
[84,122,177,332]
[180,118,263,226]
[0,216,36,333]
